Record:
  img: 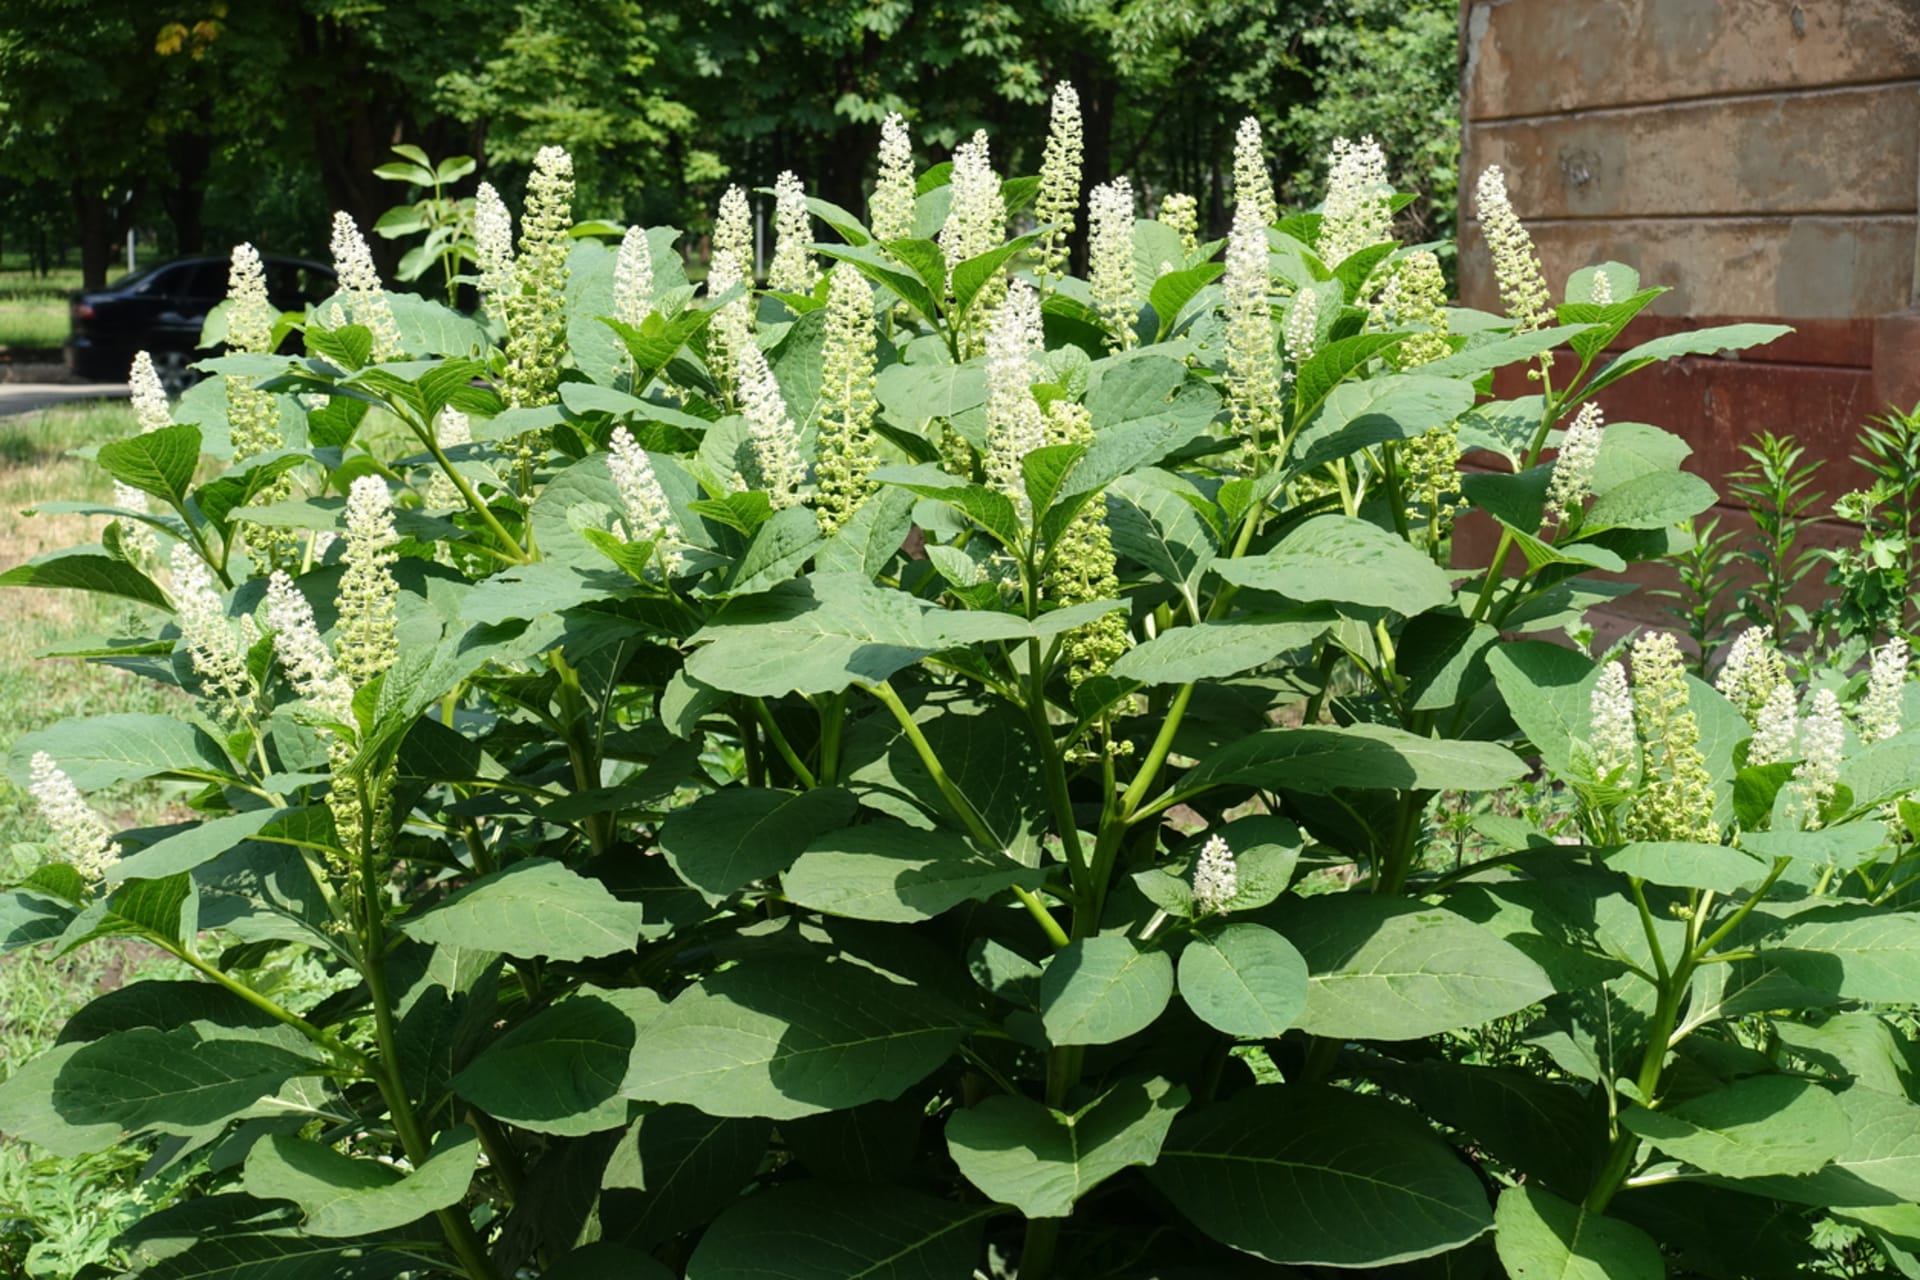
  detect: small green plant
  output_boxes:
[1656,514,1740,674]
[1729,430,1825,638]
[372,146,481,307]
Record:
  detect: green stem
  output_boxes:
[1025,638,1089,894]
[552,653,611,856]
[752,698,818,789]
[867,681,998,852]
[1120,683,1194,821]
[170,946,367,1069]
[816,692,846,786]
[1013,885,1070,949]
[405,412,530,564]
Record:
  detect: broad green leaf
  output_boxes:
[0,547,170,610]
[0,889,74,951]
[951,233,1040,320]
[782,820,1045,922]
[57,979,276,1044]
[97,422,201,508]
[1174,723,1524,803]
[1110,613,1332,685]
[1289,374,1476,471]
[685,1181,992,1279]
[815,486,916,579]
[8,713,232,791]
[1752,906,1920,1005]
[1733,1086,1920,1206]
[399,858,646,962]
[946,1077,1187,1218]
[542,1245,675,1280]
[1149,263,1222,339]
[1621,1076,1848,1178]
[1278,895,1555,1040]
[117,1195,410,1280]
[817,242,940,322]
[47,1023,320,1136]
[1294,332,1408,423]
[687,573,1045,696]
[1487,641,1599,779]
[1586,324,1793,397]
[1040,936,1175,1046]
[599,1106,773,1251]
[58,872,197,951]
[1580,469,1716,532]
[1604,842,1771,893]
[1371,1057,1606,1194]
[243,1126,477,1236]
[1494,1184,1663,1280]
[1589,421,1692,494]
[1149,1085,1494,1266]
[622,958,975,1119]
[0,1041,125,1155]
[1417,325,1593,381]
[1177,922,1308,1038]
[1213,515,1452,614]
[107,810,280,883]
[658,787,858,898]
[452,987,662,1135]
[1106,469,1218,592]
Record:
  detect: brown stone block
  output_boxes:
[1468,86,1920,219]
[1463,0,1920,121]
[1458,215,1918,318]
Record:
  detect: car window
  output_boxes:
[125,264,191,297]
[178,263,227,301]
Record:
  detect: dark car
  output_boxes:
[66,255,335,392]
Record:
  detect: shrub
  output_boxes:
[4,92,1917,1280]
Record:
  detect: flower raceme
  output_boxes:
[613,226,655,327]
[1034,82,1083,287]
[870,113,917,243]
[1192,835,1238,914]
[1545,402,1605,526]
[1475,165,1552,332]
[28,753,119,882]
[1623,631,1718,843]
[982,279,1048,513]
[768,170,818,296]
[1316,135,1393,267]
[473,181,516,316]
[1158,192,1199,259]
[328,212,403,361]
[607,425,681,572]
[171,542,259,717]
[502,145,575,410]
[1088,177,1138,350]
[812,266,882,535]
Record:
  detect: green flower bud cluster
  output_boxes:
[502,146,575,412]
[812,266,882,535]
[1034,82,1082,289]
[1043,400,1128,684]
[1622,632,1718,843]
[1158,192,1199,260]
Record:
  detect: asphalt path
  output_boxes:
[0,383,130,416]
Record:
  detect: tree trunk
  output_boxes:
[73,183,112,291]
[161,128,214,256]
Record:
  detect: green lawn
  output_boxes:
[0,258,132,350]
[0,401,195,1276]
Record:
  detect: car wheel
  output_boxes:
[153,350,201,397]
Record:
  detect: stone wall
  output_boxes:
[1458,0,1920,486]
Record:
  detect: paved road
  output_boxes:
[0,383,130,416]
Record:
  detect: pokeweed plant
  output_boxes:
[3,87,1916,1280]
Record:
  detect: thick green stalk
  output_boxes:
[552,653,611,856]
[752,698,818,789]
[357,778,502,1280]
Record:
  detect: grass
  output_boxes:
[0,401,193,1279]
[0,259,130,350]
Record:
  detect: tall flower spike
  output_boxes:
[171,542,258,714]
[607,425,681,571]
[1222,192,1281,457]
[613,226,655,327]
[424,409,469,510]
[1376,251,1451,368]
[1192,834,1238,914]
[1624,632,1718,843]
[1589,268,1614,306]
[502,145,574,410]
[1232,117,1276,229]
[1860,640,1909,744]
[328,211,403,361]
[1715,625,1790,724]
[767,171,819,295]
[1590,661,1637,780]
[982,279,1048,512]
[336,476,400,687]
[1316,135,1393,267]
[1158,192,1199,260]
[1034,82,1083,286]
[265,571,355,728]
[870,113,917,243]
[1043,400,1129,683]
[129,352,172,434]
[737,343,806,510]
[28,753,118,881]
[706,186,757,401]
[1475,166,1552,332]
[940,130,1006,272]
[1545,402,1605,525]
[1088,177,1138,351]
[1749,682,1799,767]
[1788,688,1846,829]
[1283,291,1318,370]
[813,266,881,535]
[226,243,276,356]
[473,182,516,315]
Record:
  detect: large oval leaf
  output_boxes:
[685,1181,992,1279]
[1176,923,1309,1038]
[242,1126,477,1236]
[1211,515,1452,614]
[1040,936,1175,1047]
[399,858,646,963]
[621,958,974,1119]
[1149,1084,1493,1266]
[1494,1185,1662,1280]
[1620,1075,1849,1179]
[1277,895,1555,1040]
[658,786,858,898]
